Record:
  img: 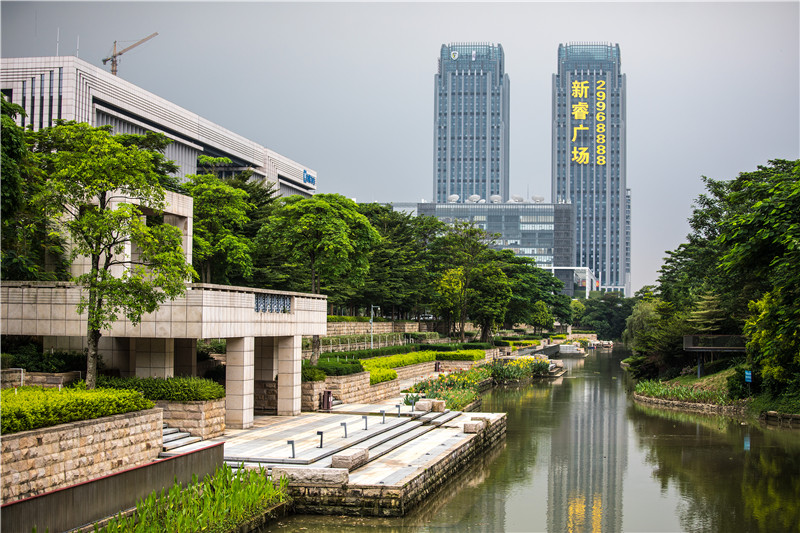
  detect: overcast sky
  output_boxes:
[2,1,798,292]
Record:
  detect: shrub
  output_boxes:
[1,386,154,433]
[316,359,364,376]
[97,375,225,402]
[488,357,550,381]
[320,345,418,360]
[302,367,327,382]
[97,464,287,533]
[361,351,436,371]
[2,345,90,373]
[204,364,226,384]
[1,353,14,369]
[369,368,397,385]
[635,380,732,405]
[197,338,227,361]
[727,366,762,400]
[549,334,567,340]
[435,350,485,361]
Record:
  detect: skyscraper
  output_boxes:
[552,42,631,295]
[434,43,509,203]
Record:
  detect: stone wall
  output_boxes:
[0,408,162,504]
[155,399,225,439]
[394,361,437,381]
[438,349,498,373]
[302,380,327,411]
[633,393,747,416]
[1,370,82,389]
[254,380,277,414]
[284,414,507,516]
[323,321,427,336]
[324,372,401,404]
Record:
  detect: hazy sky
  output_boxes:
[2,1,798,292]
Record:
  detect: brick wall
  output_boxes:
[301,380,327,411]
[254,380,277,413]
[155,399,225,439]
[324,373,400,404]
[1,408,162,504]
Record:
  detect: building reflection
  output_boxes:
[547,354,628,532]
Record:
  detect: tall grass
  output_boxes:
[97,464,287,532]
[635,380,732,405]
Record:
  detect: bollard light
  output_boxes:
[317,431,324,448]
[341,422,348,438]
[396,404,401,416]
[381,410,386,424]
[363,415,368,430]
[287,440,295,458]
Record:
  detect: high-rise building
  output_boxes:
[552,43,631,295]
[434,43,509,204]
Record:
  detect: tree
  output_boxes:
[468,263,512,342]
[258,194,380,362]
[29,122,195,388]
[184,173,253,284]
[570,299,586,327]
[530,301,554,335]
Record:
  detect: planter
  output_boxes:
[155,399,225,439]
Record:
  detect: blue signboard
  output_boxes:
[303,170,316,185]
[745,370,752,383]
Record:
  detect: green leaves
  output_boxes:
[97,375,226,402]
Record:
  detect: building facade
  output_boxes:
[434,43,510,204]
[552,43,631,295]
[1,56,317,197]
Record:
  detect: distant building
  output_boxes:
[416,201,597,298]
[1,56,317,197]
[434,43,510,204]
[552,43,631,295]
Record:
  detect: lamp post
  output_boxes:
[370,305,380,349]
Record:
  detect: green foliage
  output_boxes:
[580,292,635,340]
[301,366,327,382]
[361,351,436,371]
[408,366,492,409]
[315,359,365,376]
[433,350,485,361]
[184,172,253,284]
[97,375,225,401]
[1,386,154,433]
[327,315,388,322]
[1,345,89,373]
[96,464,287,533]
[487,357,550,381]
[549,334,567,340]
[727,365,762,400]
[197,338,227,361]
[468,261,512,342]
[369,368,397,385]
[530,300,555,334]
[634,380,732,405]
[320,344,419,360]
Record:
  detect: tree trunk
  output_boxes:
[86,284,101,389]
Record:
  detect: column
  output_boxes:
[226,337,254,429]
[276,335,301,416]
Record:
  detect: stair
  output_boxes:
[162,424,202,452]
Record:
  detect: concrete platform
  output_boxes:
[161,399,507,516]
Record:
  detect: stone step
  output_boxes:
[162,426,180,436]
[356,424,436,465]
[163,430,192,443]
[418,410,447,425]
[163,435,202,451]
[431,410,462,427]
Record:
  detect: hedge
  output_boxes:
[1,386,154,434]
[361,351,436,371]
[315,359,365,376]
[369,368,397,385]
[434,350,486,361]
[97,375,225,402]
[320,344,419,360]
[301,367,327,382]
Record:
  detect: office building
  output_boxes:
[434,43,510,204]
[1,56,317,197]
[415,200,597,298]
[552,43,631,295]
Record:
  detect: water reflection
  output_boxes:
[266,349,800,532]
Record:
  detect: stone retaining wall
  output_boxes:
[284,414,507,516]
[394,361,437,381]
[324,372,400,404]
[1,370,82,389]
[255,380,277,413]
[302,380,327,411]
[633,393,747,416]
[0,408,162,504]
[155,399,225,439]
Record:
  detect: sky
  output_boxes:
[2,1,798,293]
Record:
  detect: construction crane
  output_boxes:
[102,32,158,76]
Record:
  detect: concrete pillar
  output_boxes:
[254,337,276,381]
[132,338,174,378]
[276,335,301,416]
[226,337,254,429]
[174,338,197,377]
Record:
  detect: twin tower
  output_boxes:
[433,42,630,295]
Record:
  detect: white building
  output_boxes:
[1,56,317,197]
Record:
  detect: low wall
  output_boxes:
[285,414,507,516]
[1,369,82,389]
[255,380,278,414]
[438,349,498,373]
[1,443,223,533]
[155,399,225,439]
[302,380,327,411]
[633,393,747,416]
[1,408,163,504]
[324,372,400,404]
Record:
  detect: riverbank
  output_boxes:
[632,392,748,416]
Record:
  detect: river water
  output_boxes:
[266,348,800,532]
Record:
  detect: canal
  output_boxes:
[267,348,800,532]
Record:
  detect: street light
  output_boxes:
[370,305,380,349]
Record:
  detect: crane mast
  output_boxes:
[102,32,158,76]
